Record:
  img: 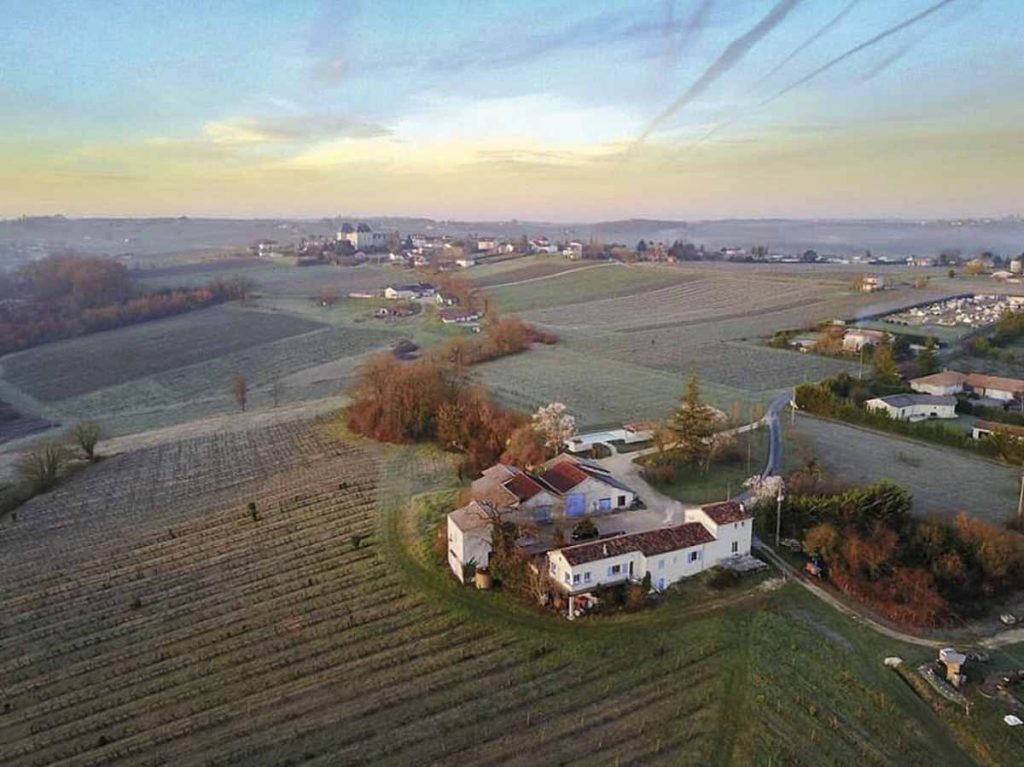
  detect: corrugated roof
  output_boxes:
[701,501,750,525]
[557,522,715,566]
[538,461,589,493]
[503,472,545,502]
[910,371,967,387]
[975,420,1024,438]
[872,394,957,409]
[966,373,1024,394]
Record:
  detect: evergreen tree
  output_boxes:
[669,372,719,471]
[871,344,902,392]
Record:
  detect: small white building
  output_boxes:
[455,257,477,268]
[909,371,967,396]
[860,275,886,292]
[564,424,653,454]
[971,420,1024,441]
[865,394,957,421]
[842,328,889,352]
[546,501,752,595]
[384,282,435,300]
[447,501,495,583]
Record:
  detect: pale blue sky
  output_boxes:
[1,1,1021,218]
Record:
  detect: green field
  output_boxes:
[486,263,693,313]
[792,414,1020,523]
[1,422,1018,765]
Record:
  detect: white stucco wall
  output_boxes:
[447,516,492,583]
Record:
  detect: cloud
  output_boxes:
[636,0,804,143]
[200,115,390,146]
[309,57,349,85]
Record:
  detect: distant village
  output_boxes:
[249,222,1024,278]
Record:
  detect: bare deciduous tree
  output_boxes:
[232,374,248,412]
[71,421,102,461]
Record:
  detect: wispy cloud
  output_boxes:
[201,115,390,146]
[635,0,804,143]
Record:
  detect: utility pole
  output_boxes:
[1018,470,1024,530]
[775,486,784,548]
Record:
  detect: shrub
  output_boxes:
[15,442,71,494]
[71,421,102,461]
[708,568,740,590]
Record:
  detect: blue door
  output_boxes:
[598,497,612,512]
[657,578,665,591]
[566,494,586,517]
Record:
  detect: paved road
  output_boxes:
[762,392,792,478]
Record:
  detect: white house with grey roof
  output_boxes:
[865,394,957,422]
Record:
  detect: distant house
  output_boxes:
[965,373,1024,403]
[860,275,886,292]
[909,371,968,396]
[865,394,957,421]
[455,257,477,268]
[907,256,935,267]
[546,501,752,595]
[476,238,497,252]
[384,282,435,300]
[439,307,482,324]
[338,224,390,250]
[564,424,653,454]
[842,328,888,352]
[447,501,495,583]
[435,292,459,306]
[971,420,1024,441]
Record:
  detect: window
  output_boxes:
[549,560,556,575]
[584,572,591,583]
[658,559,665,570]
[617,495,626,507]
[608,564,622,576]
[598,497,612,511]
[687,551,700,564]
[564,573,570,585]
[572,573,581,585]
[731,541,739,554]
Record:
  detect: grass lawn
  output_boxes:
[640,429,771,504]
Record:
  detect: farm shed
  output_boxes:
[865,394,957,422]
[909,371,967,396]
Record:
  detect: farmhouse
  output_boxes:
[447,501,495,583]
[536,455,638,515]
[972,420,1024,441]
[470,464,559,521]
[439,307,482,324]
[910,371,967,396]
[865,394,958,421]
[860,275,886,292]
[546,500,752,595]
[842,328,888,352]
[384,282,435,300]
[965,373,1024,403]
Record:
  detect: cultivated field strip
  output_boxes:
[521,275,827,331]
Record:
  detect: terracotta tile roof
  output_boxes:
[910,371,967,387]
[701,501,751,526]
[966,373,1024,394]
[538,460,589,494]
[975,420,1024,438]
[557,522,715,566]
[503,472,545,502]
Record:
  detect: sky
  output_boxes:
[1,0,1022,221]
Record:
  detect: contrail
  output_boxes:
[753,0,862,87]
[764,0,960,106]
[636,0,803,144]
[861,40,917,82]
[695,0,961,146]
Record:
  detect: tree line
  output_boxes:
[346,315,556,473]
[0,254,254,355]
[763,479,1024,627]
